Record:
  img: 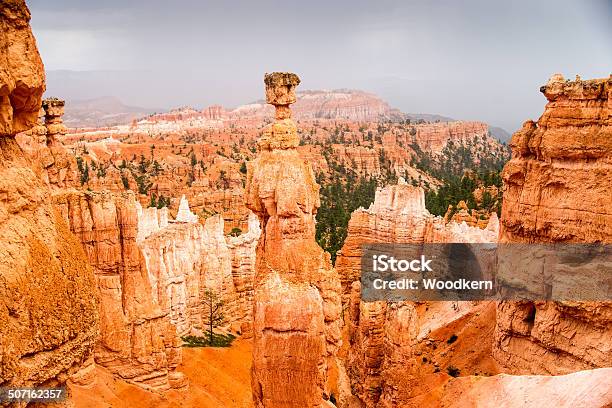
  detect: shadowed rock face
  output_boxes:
[246,72,342,407]
[0,0,99,391]
[495,74,612,374]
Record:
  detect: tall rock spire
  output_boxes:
[246,72,342,407]
[42,97,66,146]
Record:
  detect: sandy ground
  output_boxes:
[69,338,254,408]
[69,303,500,407]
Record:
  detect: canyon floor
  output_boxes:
[70,340,254,408]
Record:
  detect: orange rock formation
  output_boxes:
[246,72,342,407]
[336,179,499,302]
[337,115,612,404]
[0,0,98,392]
[335,180,499,406]
[494,74,612,375]
[54,191,187,391]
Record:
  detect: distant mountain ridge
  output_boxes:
[488,126,512,143]
[137,89,464,125]
[62,96,157,128]
[62,91,511,141]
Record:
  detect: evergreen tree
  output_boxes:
[202,289,225,346]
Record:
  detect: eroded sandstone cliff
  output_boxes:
[336,179,498,303]
[139,204,261,338]
[54,190,186,391]
[500,74,611,243]
[338,127,612,405]
[335,180,499,406]
[494,74,612,375]
[0,0,98,392]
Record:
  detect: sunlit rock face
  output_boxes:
[411,367,612,407]
[54,190,186,391]
[336,179,499,303]
[500,74,611,244]
[494,74,612,375]
[175,194,199,223]
[136,202,169,242]
[226,212,261,337]
[0,0,99,391]
[246,72,342,407]
[138,208,260,338]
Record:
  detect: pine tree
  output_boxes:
[202,289,225,345]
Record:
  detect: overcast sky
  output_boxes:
[28,0,611,132]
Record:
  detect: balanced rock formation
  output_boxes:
[494,74,612,375]
[0,0,98,392]
[246,72,342,407]
[15,97,80,188]
[42,97,66,144]
[41,98,81,188]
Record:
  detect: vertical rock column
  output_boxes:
[41,97,66,146]
[246,72,342,407]
[40,97,79,187]
[54,190,186,391]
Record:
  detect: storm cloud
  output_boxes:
[28,0,612,132]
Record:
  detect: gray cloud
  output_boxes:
[28,0,612,132]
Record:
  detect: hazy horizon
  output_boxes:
[29,0,612,133]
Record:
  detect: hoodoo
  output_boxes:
[246,72,342,407]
